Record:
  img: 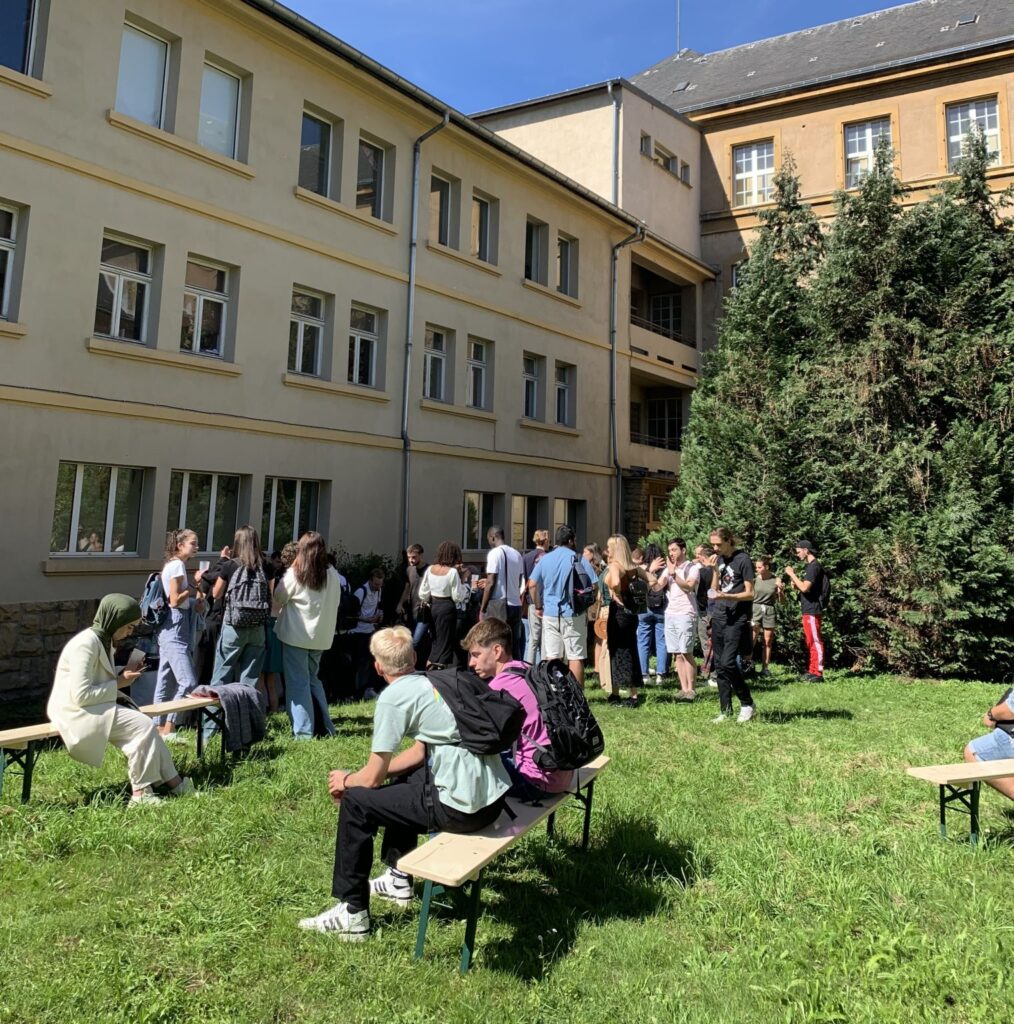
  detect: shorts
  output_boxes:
[543,613,587,661]
[752,604,776,630]
[664,614,696,655]
[967,727,1014,762]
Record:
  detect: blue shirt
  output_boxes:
[530,547,596,617]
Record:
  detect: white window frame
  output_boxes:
[182,258,229,357]
[263,477,319,551]
[199,61,241,160]
[522,354,539,420]
[844,117,892,189]
[466,338,488,410]
[0,204,17,320]
[525,218,548,285]
[348,305,379,387]
[557,234,578,297]
[6,0,39,76]
[423,327,447,401]
[289,287,325,377]
[95,234,152,343]
[430,175,451,247]
[555,363,573,427]
[946,97,1001,171]
[299,110,332,196]
[116,23,169,130]
[680,160,692,185]
[168,469,240,552]
[53,462,144,556]
[733,140,775,207]
[639,133,652,157]
[357,139,385,218]
[471,194,490,262]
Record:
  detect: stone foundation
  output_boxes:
[0,600,99,727]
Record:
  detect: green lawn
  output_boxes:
[2,670,1011,1024]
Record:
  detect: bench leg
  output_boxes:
[939,784,947,839]
[546,811,556,841]
[196,711,205,759]
[414,879,437,961]
[939,783,983,846]
[580,779,595,851]
[970,782,981,848]
[21,742,37,804]
[459,871,484,975]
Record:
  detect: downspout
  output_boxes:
[401,112,450,552]
[607,80,620,206]
[609,226,644,533]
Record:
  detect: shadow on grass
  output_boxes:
[761,709,854,724]
[421,814,709,980]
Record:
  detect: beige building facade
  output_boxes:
[0,0,706,706]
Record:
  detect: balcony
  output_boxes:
[629,312,694,349]
[630,430,681,452]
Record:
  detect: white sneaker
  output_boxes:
[707,677,719,689]
[129,787,162,806]
[162,730,186,745]
[297,902,370,940]
[711,713,727,724]
[737,705,755,723]
[369,868,413,905]
[170,776,195,797]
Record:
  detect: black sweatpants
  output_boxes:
[331,764,505,912]
[711,612,754,714]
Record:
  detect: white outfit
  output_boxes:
[485,544,525,606]
[273,565,342,650]
[46,628,177,788]
[161,558,187,598]
[351,584,383,635]
[419,566,469,603]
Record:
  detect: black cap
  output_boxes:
[795,539,815,553]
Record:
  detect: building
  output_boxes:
[0,0,707,711]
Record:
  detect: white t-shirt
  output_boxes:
[353,583,383,635]
[161,558,187,600]
[660,560,700,618]
[485,544,525,606]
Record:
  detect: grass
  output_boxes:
[2,668,1013,1024]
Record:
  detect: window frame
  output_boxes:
[198,60,241,160]
[522,353,540,420]
[289,287,326,377]
[554,362,574,427]
[167,469,240,553]
[348,304,379,388]
[471,193,490,262]
[94,233,153,344]
[525,217,549,286]
[298,110,332,197]
[732,140,775,207]
[556,233,578,297]
[0,204,17,320]
[181,257,229,358]
[50,461,145,556]
[423,326,448,402]
[356,138,385,219]
[2,0,39,76]
[946,96,1001,171]
[115,22,170,130]
[262,477,320,552]
[466,338,489,410]
[430,174,452,247]
[843,116,892,189]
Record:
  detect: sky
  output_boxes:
[282,0,912,112]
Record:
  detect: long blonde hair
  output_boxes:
[607,534,636,572]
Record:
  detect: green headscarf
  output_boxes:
[91,594,142,647]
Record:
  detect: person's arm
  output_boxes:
[669,564,698,594]
[271,573,291,616]
[419,570,432,603]
[718,580,755,603]
[328,751,394,803]
[167,572,190,608]
[784,564,813,593]
[450,569,470,605]
[212,576,227,601]
[388,740,426,776]
[986,693,1014,725]
[480,571,496,613]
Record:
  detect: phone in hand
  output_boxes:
[126,648,145,672]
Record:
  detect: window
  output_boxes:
[947,98,1000,170]
[522,354,541,419]
[557,234,578,297]
[733,140,774,207]
[289,289,325,376]
[510,495,547,551]
[198,62,240,159]
[730,260,746,289]
[115,24,168,129]
[261,477,320,552]
[639,133,653,157]
[0,206,17,320]
[167,470,239,552]
[844,117,892,188]
[429,176,451,247]
[554,363,574,427]
[423,327,449,401]
[357,139,384,218]
[525,218,548,285]
[646,395,683,450]
[466,338,489,410]
[348,305,379,387]
[471,192,497,264]
[655,144,678,174]
[181,259,228,357]
[650,292,681,337]
[94,235,152,343]
[50,462,145,555]
[299,112,332,196]
[1,0,37,75]
[463,491,498,550]
[552,498,587,540]
[680,161,692,186]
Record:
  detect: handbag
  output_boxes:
[485,598,509,621]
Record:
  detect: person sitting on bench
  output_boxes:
[297,626,510,940]
[47,594,195,806]
[462,617,573,803]
[963,687,1014,801]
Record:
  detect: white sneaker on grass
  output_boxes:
[162,730,186,745]
[737,705,755,723]
[129,787,162,806]
[707,677,719,689]
[711,713,728,724]
[170,776,195,797]
[370,868,413,905]
[297,902,370,940]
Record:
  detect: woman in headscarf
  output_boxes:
[47,594,195,805]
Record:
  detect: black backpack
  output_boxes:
[506,659,605,772]
[570,559,598,615]
[224,563,270,628]
[627,576,649,615]
[646,581,667,611]
[427,667,526,755]
[819,568,832,611]
[338,582,361,631]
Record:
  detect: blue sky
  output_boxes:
[282,0,908,112]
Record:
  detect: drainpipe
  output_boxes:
[607,81,620,206]
[401,112,450,552]
[609,226,644,533]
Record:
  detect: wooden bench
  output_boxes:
[907,758,1014,846]
[397,754,609,973]
[0,696,226,804]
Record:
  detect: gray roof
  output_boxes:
[634,0,1014,113]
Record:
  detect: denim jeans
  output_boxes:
[524,604,543,664]
[636,609,667,677]
[203,623,265,740]
[411,621,429,648]
[282,643,334,740]
[154,604,198,725]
